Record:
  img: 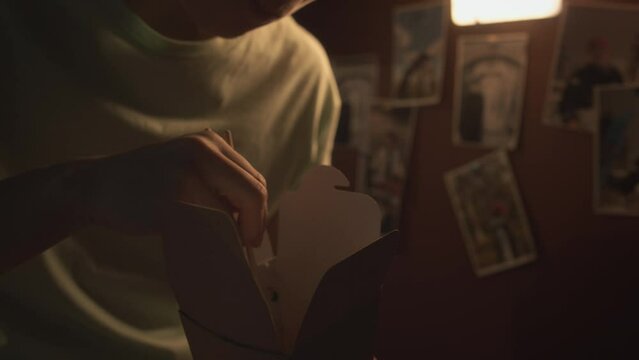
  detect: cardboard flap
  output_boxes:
[276,166,382,350]
[292,231,400,359]
[180,313,286,360]
[162,202,279,352]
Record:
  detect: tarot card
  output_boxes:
[332,56,380,192]
[445,151,536,277]
[362,103,418,233]
[453,33,528,150]
[544,3,639,131]
[332,55,379,152]
[594,84,639,216]
[392,1,448,107]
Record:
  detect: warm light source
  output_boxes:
[451,0,562,26]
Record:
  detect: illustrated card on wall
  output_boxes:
[594,84,639,216]
[392,1,447,107]
[445,151,536,277]
[331,56,380,192]
[362,104,418,233]
[453,33,528,150]
[332,56,380,151]
[544,3,639,131]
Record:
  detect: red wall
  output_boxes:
[296,1,639,358]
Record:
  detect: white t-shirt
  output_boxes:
[0,0,339,358]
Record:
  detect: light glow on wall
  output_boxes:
[452,0,562,26]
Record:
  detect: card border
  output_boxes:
[542,1,639,132]
[592,82,639,217]
[391,0,450,107]
[451,32,530,151]
[444,150,537,277]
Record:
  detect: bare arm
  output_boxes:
[0,129,268,274]
[0,160,92,273]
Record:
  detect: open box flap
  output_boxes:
[292,230,400,360]
[276,166,383,350]
[162,166,396,357]
[162,203,279,352]
[180,312,286,360]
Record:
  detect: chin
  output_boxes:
[201,19,276,39]
[215,28,255,39]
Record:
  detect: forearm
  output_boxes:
[0,160,93,273]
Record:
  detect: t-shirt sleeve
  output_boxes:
[312,68,341,167]
[304,35,341,167]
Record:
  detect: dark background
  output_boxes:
[296,0,639,358]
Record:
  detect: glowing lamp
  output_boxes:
[451,0,562,26]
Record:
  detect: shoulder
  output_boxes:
[279,17,330,64]
[251,17,334,83]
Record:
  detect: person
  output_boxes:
[0,0,339,358]
[459,78,485,143]
[398,53,437,99]
[559,37,623,126]
[459,55,522,147]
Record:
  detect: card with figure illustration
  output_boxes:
[453,33,528,150]
[544,3,639,131]
[594,84,639,216]
[361,103,418,233]
[332,55,380,150]
[392,1,448,107]
[445,151,536,277]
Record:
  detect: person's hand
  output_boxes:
[83,129,267,247]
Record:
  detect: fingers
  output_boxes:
[219,129,234,147]
[204,158,267,248]
[182,133,268,248]
[178,174,234,215]
[200,129,267,189]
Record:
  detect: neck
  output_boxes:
[124,0,208,41]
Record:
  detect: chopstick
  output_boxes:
[220,130,259,273]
